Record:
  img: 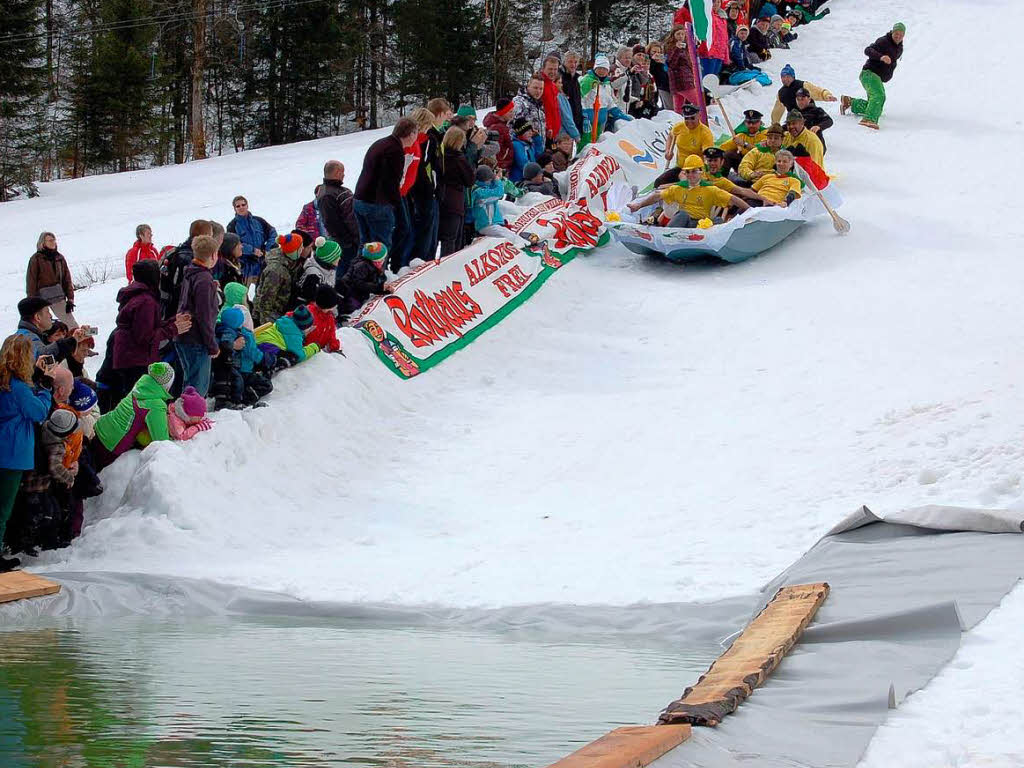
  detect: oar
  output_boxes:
[802,174,850,234]
[703,75,750,153]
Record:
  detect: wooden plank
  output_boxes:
[0,571,61,604]
[546,725,691,768]
[659,582,829,727]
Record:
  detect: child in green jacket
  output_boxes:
[92,362,175,469]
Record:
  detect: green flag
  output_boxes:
[689,0,715,45]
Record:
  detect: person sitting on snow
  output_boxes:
[509,118,538,183]
[752,149,804,207]
[579,54,632,147]
[783,108,825,169]
[520,162,558,197]
[746,16,773,63]
[738,122,786,183]
[723,26,772,87]
[298,237,343,304]
[627,154,750,228]
[336,242,392,317]
[254,306,320,369]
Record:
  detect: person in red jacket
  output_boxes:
[304,285,342,353]
[483,98,515,172]
[124,224,161,282]
[540,56,563,141]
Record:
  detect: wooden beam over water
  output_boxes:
[545,725,692,768]
[0,571,61,604]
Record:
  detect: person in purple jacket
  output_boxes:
[101,260,191,411]
[174,235,220,397]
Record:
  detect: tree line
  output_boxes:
[0,0,672,201]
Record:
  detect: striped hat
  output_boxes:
[361,242,388,263]
[314,236,341,266]
[148,362,175,392]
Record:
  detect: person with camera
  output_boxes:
[27,232,77,329]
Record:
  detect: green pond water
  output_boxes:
[0,615,713,767]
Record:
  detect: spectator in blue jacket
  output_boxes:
[555,79,581,141]
[510,118,538,183]
[227,196,278,285]
[725,26,773,86]
[0,333,53,571]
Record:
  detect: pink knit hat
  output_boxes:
[174,386,207,424]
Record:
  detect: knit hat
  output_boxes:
[148,361,175,392]
[892,21,906,33]
[771,14,783,22]
[292,228,314,248]
[781,64,796,78]
[175,386,207,425]
[781,22,792,30]
[786,108,805,123]
[315,284,339,311]
[766,122,785,136]
[456,105,477,119]
[291,305,314,332]
[682,154,705,171]
[47,408,79,438]
[523,162,542,180]
[70,380,98,412]
[314,236,341,266]
[223,282,248,309]
[512,117,534,137]
[475,165,495,183]
[494,98,515,118]
[361,242,388,263]
[593,54,611,70]
[277,232,304,259]
[220,306,244,330]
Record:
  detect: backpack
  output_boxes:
[159,244,194,320]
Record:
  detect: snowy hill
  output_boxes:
[2,0,1024,763]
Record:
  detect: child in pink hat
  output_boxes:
[168,386,213,441]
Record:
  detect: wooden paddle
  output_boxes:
[802,174,850,234]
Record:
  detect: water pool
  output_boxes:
[0,612,717,767]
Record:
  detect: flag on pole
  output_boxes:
[794,155,829,191]
[688,0,716,47]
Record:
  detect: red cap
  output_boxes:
[277,233,303,254]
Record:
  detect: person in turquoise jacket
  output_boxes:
[254,307,320,367]
[0,334,53,571]
[470,167,507,233]
[92,362,175,470]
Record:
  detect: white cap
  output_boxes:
[593,54,611,70]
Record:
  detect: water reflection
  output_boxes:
[0,617,714,767]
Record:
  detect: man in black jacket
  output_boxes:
[560,51,584,135]
[795,88,834,153]
[317,160,360,273]
[842,22,905,129]
[353,118,419,253]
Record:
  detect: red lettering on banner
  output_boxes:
[492,264,531,297]
[385,279,484,348]
[583,155,622,198]
[464,241,521,286]
[536,205,604,250]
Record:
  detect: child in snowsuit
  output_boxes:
[92,362,175,469]
[304,286,342,354]
[213,307,248,408]
[168,386,213,440]
[41,408,81,548]
[254,309,320,369]
[336,243,390,316]
[298,237,342,304]
[61,381,103,539]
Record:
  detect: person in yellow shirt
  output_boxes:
[751,150,804,206]
[653,104,716,186]
[738,123,785,183]
[783,109,825,170]
[721,109,767,172]
[628,154,750,227]
[702,147,772,205]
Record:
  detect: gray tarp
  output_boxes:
[653,505,1024,768]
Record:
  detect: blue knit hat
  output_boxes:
[781,64,795,78]
[291,305,314,332]
[70,380,98,412]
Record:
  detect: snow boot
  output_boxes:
[840,95,851,116]
[858,118,879,130]
[0,556,21,573]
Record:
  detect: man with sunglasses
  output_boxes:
[227,196,278,286]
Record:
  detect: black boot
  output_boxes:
[0,556,22,573]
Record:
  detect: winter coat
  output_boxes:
[738,143,778,180]
[510,138,537,183]
[513,90,547,141]
[228,213,278,260]
[483,113,514,171]
[253,248,300,325]
[0,380,51,470]
[793,4,829,24]
[317,179,360,252]
[215,307,246,371]
[560,67,584,134]
[766,29,788,49]
[650,57,670,92]
[783,126,825,168]
[437,148,475,216]
[355,135,405,208]
[15,320,76,363]
[666,43,697,93]
[26,248,74,304]
[799,101,833,152]
[401,139,423,197]
[579,70,631,144]
[541,72,562,138]
[698,14,731,62]
[94,373,173,454]
[470,179,506,231]
[729,36,755,72]
[295,198,324,238]
[304,302,341,353]
[746,26,772,60]
[111,280,179,369]
[411,126,444,202]
[124,241,160,282]
[556,92,580,139]
[609,65,632,115]
[628,70,660,118]
[176,262,220,355]
[254,316,319,362]
[863,32,903,83]
[298,256,337,305]
[336,258,387,309]
[522,178,558,197]
[670,120,716,166]
[168,409,213,441]
[41,419,80,488]
[771,79,833,124]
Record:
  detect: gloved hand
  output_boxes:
[66,300,75,314]
[821,7,831,15]
[196,418,213,432]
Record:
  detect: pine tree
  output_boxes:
[0,0,48,200]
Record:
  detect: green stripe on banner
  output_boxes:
[689,0,713,44]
